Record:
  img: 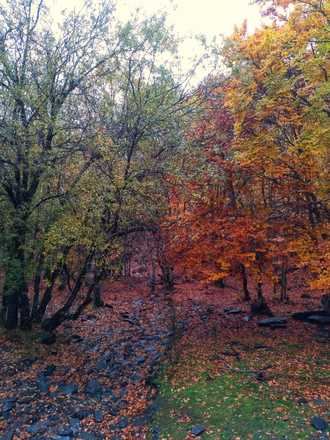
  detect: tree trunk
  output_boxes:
[240,263,251,301]
[251,281,273,316]
[33,269,59,323]
[1,256,26,329]
[93,284,104,308]
[160,264,174,292]
[280,257,288,303]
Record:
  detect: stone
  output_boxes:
[1,428,16,440]
[308,315,330,325]
[191,425,206,436]
[292,311,328,322]
[224,307,242,315]
[36,374,49,393]
[85,379,103,397]
[311,416,328,432]
[258,317,287,327]
[73,409,90,420]
[94,410,103,423]
[44,364,57,376]
[68,418,81,435]
[57,427,74,436]
[58,383,78,395]
[27,421,49,435]
[79,433,98,440]
[321,294,330,313]
[297,397,308,405]
[151,426,161,440]
[2,398,16,414]
[71,334,84,343]
[117,416,129,429]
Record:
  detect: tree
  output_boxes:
[162,0,329,303]
[0,1,197,331]
[0,0,126,329]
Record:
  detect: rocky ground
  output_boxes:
[0,280,174,440]
[0,276,329,440]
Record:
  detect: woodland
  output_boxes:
[0,0,329,439]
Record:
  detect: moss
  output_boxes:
[150,369,317,440]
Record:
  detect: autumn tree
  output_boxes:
[163,0,329,304]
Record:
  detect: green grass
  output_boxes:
[149,368,321,440]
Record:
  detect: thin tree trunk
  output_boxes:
[240,263,251,301]
[280,257,288,303]
[33,269,59,323]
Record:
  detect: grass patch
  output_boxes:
[150,371,317,439]
[149,339,330,440]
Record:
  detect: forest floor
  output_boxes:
[150,281,329,440]
[0,277,329,440]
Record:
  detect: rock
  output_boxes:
[94,410,103,423]
[258,317,287,327]
[311,416,328,432]
[2,398,16,414]
[71,334,84,343]
[151,426,161,440]
[191,425,205,436]
[136,356,146,365]
[40,332,56,345]
[57,426,74,436]
[292,311,328,322]
[132,414,150,426]
[117,416,129,429]
[68,418,81,435]
[224,307,242,314]
[308,315,330,325]
[85,379,103,397]
[58,383,78,395]
[36,377,49,393]
[73,409,90,420]
[243,315,252,322]
[321,294,330,313]
[1,427,16,440]
[297,397,308,405]
[79,433,98,440]
[20,356,38,368]
[27,421,49,434]
[44,364,56,376]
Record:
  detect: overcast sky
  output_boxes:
[117,0,263,36]
[51,0,263,37]
[50,0,264,80]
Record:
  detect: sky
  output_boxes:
[117,0,263,36]
[50,0,264,80]
[51,0,263,38]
